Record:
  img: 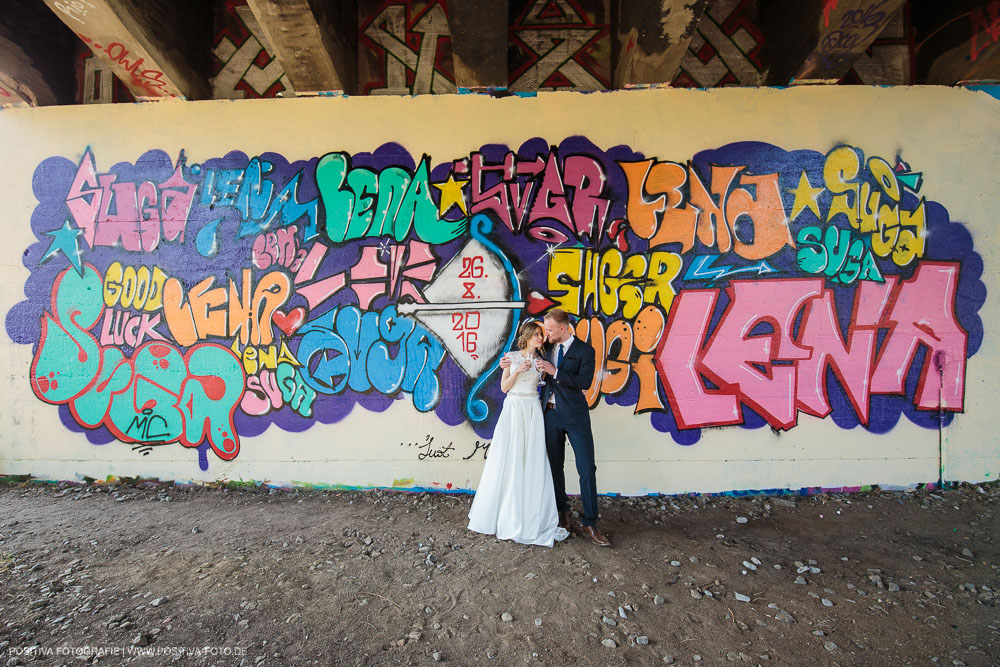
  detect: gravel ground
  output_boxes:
[0,479,997,666]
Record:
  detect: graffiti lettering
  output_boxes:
[67,149,196,252]
[241,362,316,418]
[823,147,925,266]
[619,159,793,259]
[796,226,884,285]
[230,339,300,376]
[103,262,168,311]
[656,263,967,431]
[9,138,983,464]
[316,153,465,245]
[98,309,166,347]
[575,305,666,412]
[548,248,682,319]
[200,158,318,241]
[162,270,290,348]
[297,305,445,412]
[465,150,611,242]
[30,266,244,460]
[252,226,307,271]
[53,0,95,25]
[76,35,169,96]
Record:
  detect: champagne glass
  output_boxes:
[534,352,546,386]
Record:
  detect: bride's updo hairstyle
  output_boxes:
[515,320,544,351]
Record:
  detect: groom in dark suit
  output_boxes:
[535,308,611,547]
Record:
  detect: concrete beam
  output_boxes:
[761,0,906,85]
[41,0,211,100]
[446,0,508,89]
[246,0,358,95]
[0,2,78,106]
[913,1,1000,85]
[613,0,707,87]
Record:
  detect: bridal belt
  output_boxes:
[507,391,539,398]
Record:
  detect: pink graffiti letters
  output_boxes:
[252,226,307,271]
[66,149,196,252]
[464,149,611,243]
[656,263,967,431]
[9,138,983,464]
[241,362,316,418]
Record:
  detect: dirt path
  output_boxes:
[0,481,997,666]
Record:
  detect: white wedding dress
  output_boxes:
[468,351,570,547]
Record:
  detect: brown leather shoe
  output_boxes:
[558,512,578,535]
[581,525,611,547]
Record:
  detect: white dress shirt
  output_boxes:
[547,339,569,406]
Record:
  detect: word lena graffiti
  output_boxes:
[656,263,966,431]
[620,159,794,259]
[200,158,317,240]
[30,266,244,460]
[162,270,290,348]
[316,152,466,245]
[7,137,984,466]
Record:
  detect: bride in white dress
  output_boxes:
[468,321,570,547]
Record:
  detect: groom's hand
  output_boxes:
[536,360,556,375]
[499,355,512,369]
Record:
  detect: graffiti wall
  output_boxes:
[1,86,997,494]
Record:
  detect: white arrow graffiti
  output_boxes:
[364,3,455,95]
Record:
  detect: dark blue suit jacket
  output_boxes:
[541,337,595,426]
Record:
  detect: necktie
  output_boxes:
[557,342,565,367]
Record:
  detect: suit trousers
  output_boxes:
[543,405,598,527]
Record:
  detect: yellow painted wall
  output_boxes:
[1,86,997,494]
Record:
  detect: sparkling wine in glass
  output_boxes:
[534,354,546,386]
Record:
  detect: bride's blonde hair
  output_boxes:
[515,320,544,352]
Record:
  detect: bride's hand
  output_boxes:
[516,359,532,373]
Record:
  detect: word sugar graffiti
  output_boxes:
[8,137,985,465]
[30,266,245,460]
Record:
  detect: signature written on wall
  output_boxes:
[400,435,490,461]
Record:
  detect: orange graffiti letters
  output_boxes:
[620,159,793,260]
[162,269,290,348]
[573,305,666,412]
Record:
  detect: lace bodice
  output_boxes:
[506,350,542,395]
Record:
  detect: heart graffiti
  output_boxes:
[272,306,307,336]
